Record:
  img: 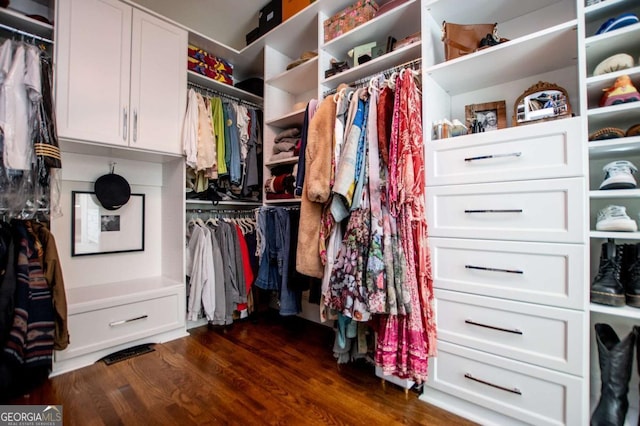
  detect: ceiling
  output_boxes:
[132,0,273,51]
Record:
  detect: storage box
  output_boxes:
[323,0,378,43]
[282,0,314,22]
[259,0,282,36]
[246,27,260,45]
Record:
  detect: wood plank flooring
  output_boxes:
[9,313,475,425]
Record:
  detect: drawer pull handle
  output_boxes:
[109,315,148,327]
[464,152,522,162]
[465,319,523,335]
[464,373,522,395]
[465,265,523,275]
[464,209,523,214]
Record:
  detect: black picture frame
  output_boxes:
[71,191,145,256]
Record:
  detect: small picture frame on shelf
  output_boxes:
[465,100,507,134]
[71,191,145,256]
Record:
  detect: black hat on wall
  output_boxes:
[94,164,131,210]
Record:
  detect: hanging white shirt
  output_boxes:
[182,88,199,169]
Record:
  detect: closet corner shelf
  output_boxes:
[589,189,640,199]
[0,7,53,38]
[590,231,640,240]
[322,42,422,90]
[587,103,640,129]
[424,0,561,27]
[265,156,300,167]
[266,57,318,93]
[425,21,577,96]
[591,302,640,319]
[187,71,263,106]
[321,0,419,57]
[266,108,306,128]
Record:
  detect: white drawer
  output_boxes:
[426,117,584,186]
[430,237,586,309]
[426,177,586,243]
[56,294,181,360]
[427,341,584,426]
[435,289,585,375]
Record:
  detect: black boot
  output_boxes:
[623,243,640,308]
[591,241,625,306]
[591,323,635,426]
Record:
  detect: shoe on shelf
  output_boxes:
[589,127,625,141]
[593,53,634,76]
[599,160,638,190]
[626,123,640,137]
[600,75,640,107]
[591,241,626,306]
[596,205,638,232]
[595,13,639,36]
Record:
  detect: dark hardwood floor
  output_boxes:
[9,313,475,425]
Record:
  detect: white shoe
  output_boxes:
[600,160,638,190]
[596,205,638,232]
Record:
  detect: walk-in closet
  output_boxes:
[1,0,639,425]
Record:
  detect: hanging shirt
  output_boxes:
[195,93,217,176]
[1,43,32,170]
[182,89,199,169]
[210,96,227,176]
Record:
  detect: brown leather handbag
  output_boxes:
[442,21,497,61]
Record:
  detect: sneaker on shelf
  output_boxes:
[600,75,640,107]
[599,160,638,190]
[595,13,639,36]
[596,205,638,232]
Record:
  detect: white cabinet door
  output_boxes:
[55,0,131,146]
[129,9,187,155]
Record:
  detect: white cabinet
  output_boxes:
[55,0,187,155]
[419,1,588,424]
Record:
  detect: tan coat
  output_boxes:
[296,88,344,278]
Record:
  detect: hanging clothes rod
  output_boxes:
[187,81,263,110]
[323,57,422,97]
[0,23,53,44]
[187,208,258,215]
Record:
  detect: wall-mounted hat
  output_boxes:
[94,163,131,210]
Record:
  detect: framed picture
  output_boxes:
[465,100,507,133]
[71,191,145,256]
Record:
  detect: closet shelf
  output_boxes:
[185,199,262,207]
[591,303,640,319]
[590,189,640,199]
[187,71,263,106]
[322,42,421,90]
[590,231,640,240]
[266,108,306,128]
[588,136,640,158]
[266,57,318,93]
[321,0,419,57]
[424,21,577,96]
[265,156,299,167]
[584,22,640,68]
[587,103,640,130]
[584,0,632,20]
[424,0,563,26]
[0,7,53,38]
[585,66,640,104]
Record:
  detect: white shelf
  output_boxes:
[0,7,53,39]
[590,303,640,319]
[584,0,635,20]
[187,70,263,106]
[265,156,300,167]
[266,108,306,129]
[424,21,578,96]
[590,231,640,240]
[424,0,563,26]
[266,57,318,93]
[322,41,422,90]
[590,189,640,198]
[589,136,640,158]
[587,102,640,131]
[321,0,420,57]
[584,22,640,70]
[585,66,640,105]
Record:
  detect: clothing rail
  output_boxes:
[187,81,263,110]
[187,208,258,215]
[323,57,422,97]
[0,23,53,44]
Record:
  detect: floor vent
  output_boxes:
[101,344,155,365]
